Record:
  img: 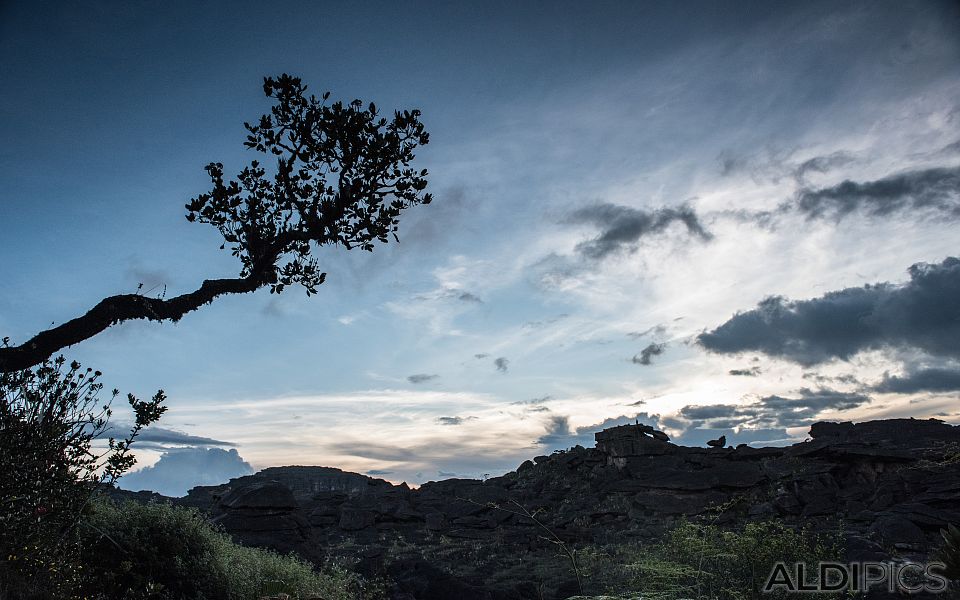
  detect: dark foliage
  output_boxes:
[0,355,164,597]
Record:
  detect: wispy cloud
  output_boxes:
[565,203,712,260]
[794,165,960,222]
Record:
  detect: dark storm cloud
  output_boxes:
[495,357,510,372]
[758,388,868,413]
[872,367,960,394]
[698,257,960,365]
[632,342,666,366]
[565,203,712,260]
[794,166,960,221]
[679,404,741,420]
[676,388,870,430]
[119,447,253,497]
[99,424,235,447]
[407,374,439,384]
[728,366,761,377]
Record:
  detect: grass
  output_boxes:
[577,519,848,600]
[74,497,385,600]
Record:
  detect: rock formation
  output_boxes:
[122,418,960,600]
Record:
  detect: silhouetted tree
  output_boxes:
[0,74,432,373]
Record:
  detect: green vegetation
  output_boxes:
[0,356,165,598]
[3,494,383,599]
[578,519,847,600]
[73,498,383,600]
[0,356,379,599]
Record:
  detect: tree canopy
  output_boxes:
[0,74,432,373]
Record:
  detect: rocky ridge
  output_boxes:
[132,418,960,599]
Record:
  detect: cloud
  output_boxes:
[457,291,484,303]
[794,165,960,221]
[536,415,573,447]
[872,367,960,393]
[679,404,741,420]
[632,342,666,366]
[511,395,552,406]
[100,424,235,447]
[365,469,393,476]
[414,287,485,304]
[627,325,667,339]
[758,388,868,414]
[699,256,960,365]
[728,366,761,376]
[435,415,477,425]
[676,388,871,431]
[494,357,510,372]
[801,372,862,386]
[407,373,439,384]
[474,353,490,359]
[938,140,960,156]
[564,203,712,260]
[537,412,663,451]
[119,447,254,497]
[522,314,569,329]
[793,151,856,182]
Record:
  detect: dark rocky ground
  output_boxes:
[117,418,960,599]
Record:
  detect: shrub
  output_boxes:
[0,355,164,598]
[76,498,382,600]
[580,519,846,600]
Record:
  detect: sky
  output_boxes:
[1,0,959,496]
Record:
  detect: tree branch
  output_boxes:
[0,275,263,373]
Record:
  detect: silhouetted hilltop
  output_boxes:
[178,465,392,509]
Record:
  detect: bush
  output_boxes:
[0,356,164,598]
[75,498,382,600]
[579,519,846,600]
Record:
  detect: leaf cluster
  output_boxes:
[185,74,432,295]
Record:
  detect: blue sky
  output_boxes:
[2,1,959,495]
